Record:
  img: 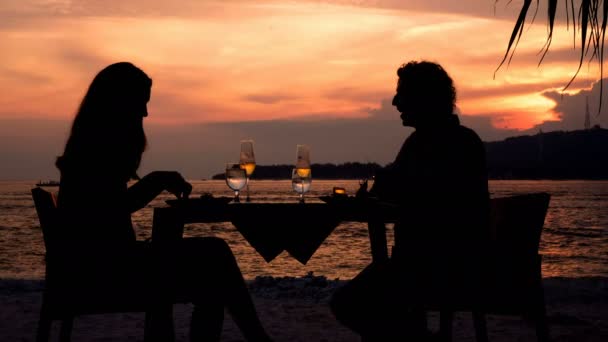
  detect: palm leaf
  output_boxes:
[564,0,591,91]
[571,0,577,48]
[599,0,607,113]
[538,0,558,65]
[498,0,608,114]
[495,0,532,77]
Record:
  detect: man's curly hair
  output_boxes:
[396,61,456,116]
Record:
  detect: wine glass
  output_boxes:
[293,145,312,203]
[225,163,247,203]
[292,168,312,203]
[240,140,256,202]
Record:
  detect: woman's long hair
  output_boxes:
[56,62,152,182]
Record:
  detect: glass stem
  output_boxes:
[234,191,240,203]
[299,193,304,203]
[246,178,250,202]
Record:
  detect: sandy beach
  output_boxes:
[1,275,606,341]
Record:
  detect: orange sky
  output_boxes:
[0,0,602,131]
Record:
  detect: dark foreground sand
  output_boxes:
[1,276,606,341]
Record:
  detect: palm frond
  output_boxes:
[495,0,532,78]
[538,0,558,65]
[564,0,590,91]
[498,0,608,113]
[599,0,607,113]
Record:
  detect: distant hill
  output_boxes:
[485,127,608,179]
[211,128,608,180]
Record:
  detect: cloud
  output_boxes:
[458,113,520,142]
[57,45,110,73]
[324,87,387,104]
[368,97,397,120]
[366,96,529,141]
[466,46,587,74]
[306,0,516,20]
[0,0,297,21]
[0,68,53,85]
[459,77,596,101]
[243,94,297,104]
[0,110,407,180]
[5,90,590,180]
[0,96,526,180]
[539,79,608,132]
[0,0,579,34]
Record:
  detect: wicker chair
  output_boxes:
[31,187,174,342]
[367,192,551,342]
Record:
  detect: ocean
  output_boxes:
[1,180,607,280]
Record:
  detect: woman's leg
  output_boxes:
[177,237,271,342]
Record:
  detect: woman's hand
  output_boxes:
[149,171,192,199]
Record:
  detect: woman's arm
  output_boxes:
[126,171,192,212]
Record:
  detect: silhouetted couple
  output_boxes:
[56,63,272,341]
[56,60,488,341]
[330,61,490,340]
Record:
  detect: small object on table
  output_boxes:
[332,187,347,196]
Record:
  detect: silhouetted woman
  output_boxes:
[56,62,272,341]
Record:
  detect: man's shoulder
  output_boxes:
[456,125,483,144]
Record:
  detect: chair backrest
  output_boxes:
[31,187,59,254]
[31,187,154,316]
[484,192,551,314]
[489,192,550,257]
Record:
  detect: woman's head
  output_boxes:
[392,60,456,128]
[57,62,152,181]
[79,62,152,119]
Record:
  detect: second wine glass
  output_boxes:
[293,145,312,203]
[240,140,256,202]
[292,168,312,203]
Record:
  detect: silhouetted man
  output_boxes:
[331,61,490,341]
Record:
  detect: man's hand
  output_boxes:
[356,179,369,198]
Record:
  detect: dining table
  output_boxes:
[151,196,399,265]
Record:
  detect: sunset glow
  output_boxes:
[1,0,601,128]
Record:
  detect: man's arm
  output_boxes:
[369,136,413,202]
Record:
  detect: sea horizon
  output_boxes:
[2,179,607,281]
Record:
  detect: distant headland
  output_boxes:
[485,126,608,179]
[211,128,608,180]
[212,162,383,180]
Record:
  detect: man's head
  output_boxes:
[392,61,456,128]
